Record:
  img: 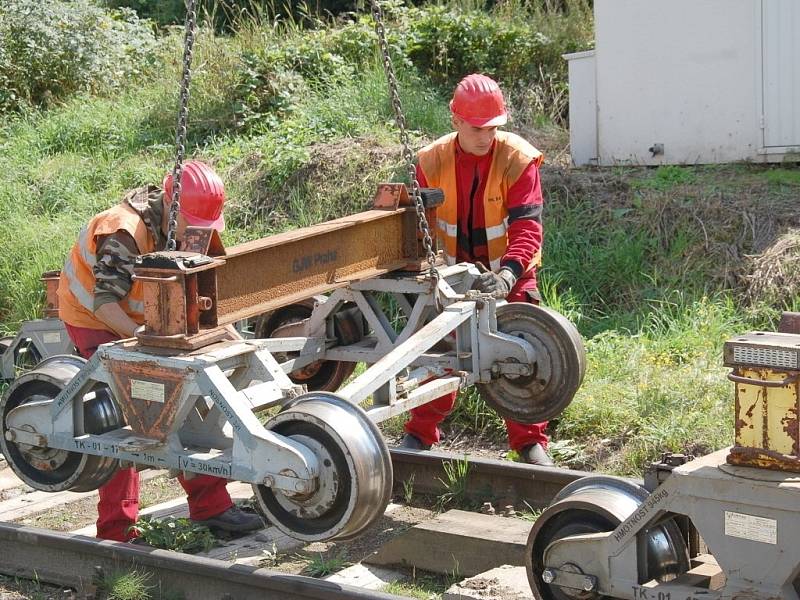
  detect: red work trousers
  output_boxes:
[403,287,549,452]
[64,324,234,541]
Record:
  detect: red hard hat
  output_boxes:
[449,73,508,127]
[163,160,226,231]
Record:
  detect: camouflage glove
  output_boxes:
[471,265,517,298]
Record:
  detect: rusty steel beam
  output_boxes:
[215,207,423,325]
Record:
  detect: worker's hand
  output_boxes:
[471,265,517,298]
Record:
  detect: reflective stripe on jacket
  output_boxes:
[57,202,156,330]
[418,131,543,272]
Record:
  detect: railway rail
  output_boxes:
[0,448,592,600]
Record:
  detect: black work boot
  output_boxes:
[193,506,264,534]
[398,433,432,451]
[520,443,555,466]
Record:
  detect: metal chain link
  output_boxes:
[166,0,198,252]
[369,0,439,285]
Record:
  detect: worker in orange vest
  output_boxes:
[400,74,554,466]
[57,160,264,541]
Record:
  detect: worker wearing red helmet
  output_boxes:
[400,74,554,466]
[57,160,263,541]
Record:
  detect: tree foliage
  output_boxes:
[0,0,156,114]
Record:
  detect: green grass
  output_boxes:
[382,580,444,599]
[382,570,459,599]
[763,168,800,187]
[633,165,697,191]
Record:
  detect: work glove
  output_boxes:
[471,263,517,298]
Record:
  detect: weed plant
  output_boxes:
[100,570,153,600]
[130,516,216,554]
[301,552,351,577]
[435,457,470,511]
[99,569,184,600]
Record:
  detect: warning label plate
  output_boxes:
[131,379,165,403]
[43,332,61,344]
[724,511,776,544]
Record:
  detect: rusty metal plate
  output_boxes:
[104,360,187,441]
[779,312,800,335]
[214,208,420,325]
[41,271,61,319]
[732,366,800,463]
[727,445,800,473]
[372,183,410,209]
[182,227,225,257]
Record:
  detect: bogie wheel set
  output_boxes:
[0,261,586,543]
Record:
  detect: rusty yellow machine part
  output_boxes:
[724,320,800,472]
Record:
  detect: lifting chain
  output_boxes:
[369,0,440,287]
[166,0,199,252]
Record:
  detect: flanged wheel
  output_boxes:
[255,298,360,392]
[477,302,586,423]
[526,476,689,600]
[1,355,122,492]
[253,392,392,542]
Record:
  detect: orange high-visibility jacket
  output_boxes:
[417,131,543,272]
[58,203,156,330]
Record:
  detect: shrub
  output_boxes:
[105,0,370,30]
[403,2,592,123]
[105,0,185,26]
[405,6,554,85]
[0,0,157,114]
[235,51,308,129]
[232,3,592,130]
[232,15,393,130]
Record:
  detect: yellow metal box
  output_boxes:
[724,332,800,471]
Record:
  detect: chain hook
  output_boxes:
[166,0,198,252]
[369,0,441,310]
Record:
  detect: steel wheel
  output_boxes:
[255,299,359,392]
[478,303,586,423]
[526,476,689,600]
[253,392,392,541]
[1,356,122,492]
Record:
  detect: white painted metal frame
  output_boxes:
[4,264,537,494]
[541,449,800,600]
